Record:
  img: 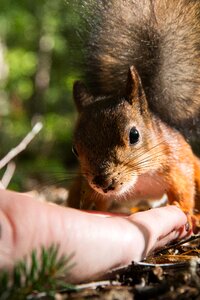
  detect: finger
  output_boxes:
[130,205,187,236]
[128,205,188,257]
[152,225,192,252]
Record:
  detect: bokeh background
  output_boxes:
[0,0,83,191]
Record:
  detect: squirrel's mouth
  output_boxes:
[89,174,138,196]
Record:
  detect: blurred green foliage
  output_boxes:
[0,0,82,190]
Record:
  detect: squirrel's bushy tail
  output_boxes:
[71,0,200,145]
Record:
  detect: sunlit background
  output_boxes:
[0,0,83,191]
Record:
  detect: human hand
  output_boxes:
[0,190,189,283]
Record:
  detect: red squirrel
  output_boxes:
[67,0,200,228]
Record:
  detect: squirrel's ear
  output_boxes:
[125,66,144,104]
[73,81,93,112]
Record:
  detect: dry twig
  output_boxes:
[0,122,43,188]
[1,162,16,189]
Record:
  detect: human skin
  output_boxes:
[0,189,188,283]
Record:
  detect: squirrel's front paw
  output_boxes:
[169,201,199,233]
[184,213,200,234]
[191,214,200,234]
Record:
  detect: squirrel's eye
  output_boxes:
[72,145,79,157]
[129,127,140,144]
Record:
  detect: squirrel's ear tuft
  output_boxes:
[125,66,144,104]
[73,81,93,112]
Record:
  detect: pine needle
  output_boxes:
[0,244,76,300]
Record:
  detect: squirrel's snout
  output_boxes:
[92,175,116,193]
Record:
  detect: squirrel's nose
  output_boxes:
[93,175,116,193]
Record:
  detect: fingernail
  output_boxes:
[185,222,190,232]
